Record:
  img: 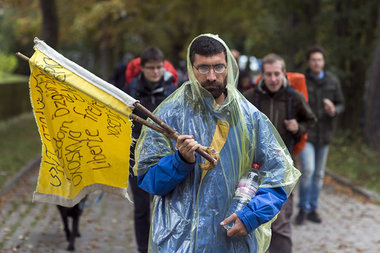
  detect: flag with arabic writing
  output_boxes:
[28,38,137,207]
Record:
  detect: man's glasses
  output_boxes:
[194,64,227,75]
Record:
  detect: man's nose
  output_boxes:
[206,69,217,81]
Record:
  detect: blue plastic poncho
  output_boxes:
[134,34,300,253]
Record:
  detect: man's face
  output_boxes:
[192,52,227,99]
[308,52,325,76]
[141,60,164,83]
[262,61,285,93]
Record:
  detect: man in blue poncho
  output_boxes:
[133,34,300,252]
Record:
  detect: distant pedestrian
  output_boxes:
[109,53,134,89]
[238,70,254,92]
[295,45,345,225]
[231,49,241,65]
[232,49,254,93]
[123,46,177,253]
[244,53,316,253]
[175,51,188,87]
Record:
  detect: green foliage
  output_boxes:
[316,0,379,129]
[0,3,38,75]
[1,0,379,128]
[1,1,40,45]
[327,130,380,195]
[0,53,18,75]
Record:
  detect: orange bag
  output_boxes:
[286,73,308,156]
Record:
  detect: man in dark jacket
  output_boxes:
[244,53,316,253]
[295,46,345,225]
[123,46,176,253]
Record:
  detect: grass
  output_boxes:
[0,112,41,189]
[0,72,28,84]
[327,130,380,195]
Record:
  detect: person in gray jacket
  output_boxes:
[295,46,345,225]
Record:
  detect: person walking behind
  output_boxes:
[109,53,134,89]
[244,53,316,253]
[123,46,177,253]
[295,46,345,225]
[238,70,254,92]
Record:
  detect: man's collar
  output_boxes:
[262,83,285,97]
[309,70,325,79]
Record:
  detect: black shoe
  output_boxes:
[295,210,307,225]
[307,211,322,223]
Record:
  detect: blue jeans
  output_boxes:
[298,142,329,212]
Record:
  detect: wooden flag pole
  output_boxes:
[134,102,218,165]
[129,114,176,140]
[16,52,30,62]
[17,52,218,166]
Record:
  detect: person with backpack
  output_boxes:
[109,53,134,89]
[295,46,345,225]
[122,46,177,253]
[244,53,316,253]
[124,57,178,86]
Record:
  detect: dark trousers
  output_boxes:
[129,169,151,253]
[268,193,294,253]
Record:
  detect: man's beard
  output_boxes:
[201,78,227,99]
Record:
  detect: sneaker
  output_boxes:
[294,209,307,225]
[307,211,322,223]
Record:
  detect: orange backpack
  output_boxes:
[286,73,308,156]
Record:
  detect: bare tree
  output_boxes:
[364,8,380,152]
[39,0,59,48]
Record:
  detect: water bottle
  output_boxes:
[223,163,260,230]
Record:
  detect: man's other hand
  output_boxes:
[284,119,299,134]
[323,98,336,116]
[220,213,248,237]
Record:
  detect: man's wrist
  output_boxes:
[177,150,195,164]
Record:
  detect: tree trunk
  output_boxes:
[39,0,59,48]
[97,32,113,79]
[364,9,380,152]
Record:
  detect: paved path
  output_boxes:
[292,178,380,253]
[1,166,380,252]
[0,167,138,253]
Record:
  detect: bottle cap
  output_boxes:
[252,163,260,169]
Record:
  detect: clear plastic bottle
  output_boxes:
[223,163,260,230]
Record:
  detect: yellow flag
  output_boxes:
[29,38,136,207]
